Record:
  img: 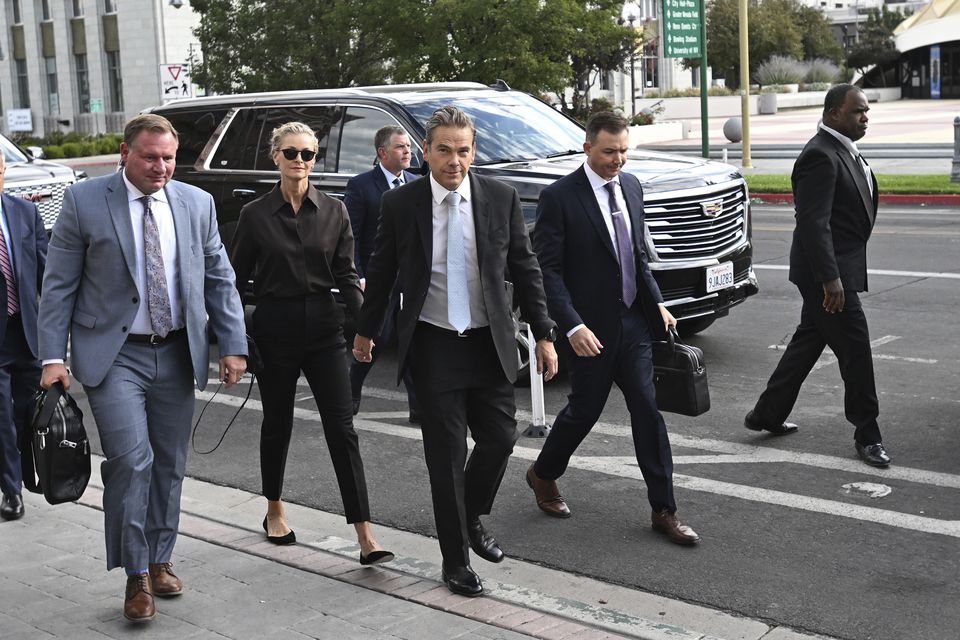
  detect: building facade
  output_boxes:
[0,0,200,137]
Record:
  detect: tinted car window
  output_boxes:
[403,94,583,165]
[210,108,262,170]
[336,106,413,174]
[164,109,228,168]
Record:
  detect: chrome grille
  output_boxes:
[643,182,747,261]
[4,179,75,229]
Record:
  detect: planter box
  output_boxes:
[629,121,687,146]
[758,93,778,115]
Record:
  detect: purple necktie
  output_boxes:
[603,182,637,309]
[0,222,18,316]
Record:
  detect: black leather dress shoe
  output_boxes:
[0,493,24,521]
[262,516,296,545]
[442,564,483,597]
[744,410,798,436]
[856,442,891,468]
[466,519,504,563]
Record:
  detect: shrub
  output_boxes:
[631,112,655,126]
[804,58,840,84]
[760,84,787,94]
[755,55,806,85]
[801,82,832,92]
[588,97,617,115]
[97,137,119,154]
[80,141,98,156]
[43,145,65,159]
[61,142,83,158]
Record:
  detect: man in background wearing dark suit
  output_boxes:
[527,111,700,547]
[744,84,890,468]
[353,106,558,597]
[0,154,48,522]
[345,125,418,421]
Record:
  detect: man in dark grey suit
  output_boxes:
[39,114,248,621]
[0,154,48,522]
[353,106,558,597]
[744,84,890,468]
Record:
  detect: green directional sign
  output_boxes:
[663,0,703,59]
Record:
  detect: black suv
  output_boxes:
[148,82,757,337]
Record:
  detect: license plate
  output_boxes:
[706,262,734,293]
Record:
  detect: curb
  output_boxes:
[751,192,960,206]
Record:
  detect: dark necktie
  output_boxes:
[392,177,401,188]
[0,221,18,316]
[140,196,174,337]
[603,181,637,309]
[856,153,873,196]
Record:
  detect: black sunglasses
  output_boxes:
[280,148,317,162]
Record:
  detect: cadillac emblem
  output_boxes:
[700,199,723,217]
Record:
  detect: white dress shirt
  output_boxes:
[380,164,404,188]
[418,174,489,330]
[819,123,873,197]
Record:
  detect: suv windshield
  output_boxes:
[403,93,584,165]
[0,134,30,164]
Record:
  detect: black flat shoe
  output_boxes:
[744,410,798,436]
[359,549,395,566]
[262,516,296,545]
[856,442,891,468]
[466,519,504,563]
[442,564,483,597]
[0,494,24,521]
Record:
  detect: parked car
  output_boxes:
[148,82,758,373]
[1,133,87,231]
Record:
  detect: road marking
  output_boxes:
[754,264,960,280]
[767,335,938,368]
[753,225,960,236]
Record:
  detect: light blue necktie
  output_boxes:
[445,191,470,333]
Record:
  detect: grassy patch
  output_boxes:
[744,174,960,195]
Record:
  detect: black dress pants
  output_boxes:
[752,286,881,445]
[0,314,40,498]
[534,304,676,513]
[410,323,518,568]
[254,297,370,523]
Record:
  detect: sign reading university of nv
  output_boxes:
[663,0,702,59]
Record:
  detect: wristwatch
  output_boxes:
[542,326,559,342]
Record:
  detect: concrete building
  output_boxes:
[0,0,200,138]
[894,0,960,98]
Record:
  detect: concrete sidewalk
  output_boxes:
[0,458,833,640]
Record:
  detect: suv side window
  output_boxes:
[336,106,417,174]
[210,108,261,170]
[164,109,228,169]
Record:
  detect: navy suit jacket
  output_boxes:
[532,165,666,345]
[0,194,47,357]
[344,166,418,278]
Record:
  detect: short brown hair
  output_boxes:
[374,125,407,153]
[124,114,179,147]
[424,106,475,145]
[585,111,629,144]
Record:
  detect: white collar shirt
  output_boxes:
[380,164,404,188]
[583,161,634,254]
[819,123,873,196]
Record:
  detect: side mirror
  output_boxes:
[26,146,46,160]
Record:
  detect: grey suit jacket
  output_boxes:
[38,172,247,389]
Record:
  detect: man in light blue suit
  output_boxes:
[38,114,248,622]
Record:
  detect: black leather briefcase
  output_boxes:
[651,327,710,416]
[22,382,91,505]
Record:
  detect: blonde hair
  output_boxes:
[270,121,318,155]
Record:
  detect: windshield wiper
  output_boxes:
[546,149,582,158]
[475,157,535,166]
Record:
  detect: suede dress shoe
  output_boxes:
[148,562,183,597]
[124,573,156,622]
[525,464,571,518]
[359,549,396,566]
[856,442,891,468]
[262,516,296,545]
[651,509,701,546]
[0,493,24,521]
[442,564,483,597]
[744,410,798,436]
[466,519,504,563]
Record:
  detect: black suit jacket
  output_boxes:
[344,166,419,278]
[358,173,554,384]
[532,166,666,345]
[789,130,878,292]
[0,194,47,357]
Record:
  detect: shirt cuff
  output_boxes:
[566,324,585,338]
[42,359,65,366]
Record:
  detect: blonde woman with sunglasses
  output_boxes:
[229,122,394,566]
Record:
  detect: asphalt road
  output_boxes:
[76,203,958,640]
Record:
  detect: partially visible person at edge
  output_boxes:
[526,111,700,546]
[38,114,249,622]
[345,125,419,422]
[228,121,394,566]
[0,152,48,523]
[743,84,891,469]
[353,106,559,598]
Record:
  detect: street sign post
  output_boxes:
[663,0,709,158]
[159,63,193,103]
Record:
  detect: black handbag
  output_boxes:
[652,326,710,416]
[22,381,91,505]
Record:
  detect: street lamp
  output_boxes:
[620,2,642,117]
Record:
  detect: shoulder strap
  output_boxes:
[191,375,257,455]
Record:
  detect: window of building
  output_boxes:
[41,0,52,20]
[45,57,59,113]
[12,0,22,24]
[76,54,90,112]
[72,0,84,17]
[15,59,30,108]
[600,70,612,91]
[103,0,117,13]
[106,50,123,111]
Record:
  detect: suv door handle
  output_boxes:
[232,189,257,199]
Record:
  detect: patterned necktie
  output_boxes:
[0,221,18,316]
[603,182,637,309]
[445,191,471,333]
[140,196,174,337]
[392,177,401,188]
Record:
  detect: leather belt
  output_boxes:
[417,321,489,339]
[126,328,187,346]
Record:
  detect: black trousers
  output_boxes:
[253,297,370,523]
[752,286,881,445]
[0,314,40,498]
[410,322,518,568]
[534,304,676,513]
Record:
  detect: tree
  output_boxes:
[845,6,909,86]
[794,5,843,65]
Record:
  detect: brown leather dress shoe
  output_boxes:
[124,573,156,621]
[149,562,183,597]
[651,509,701,546]
[525,464,571,518]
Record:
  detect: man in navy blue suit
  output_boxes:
[526,112,700,546]
[345,125,418,422]
[0,153,48,521]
